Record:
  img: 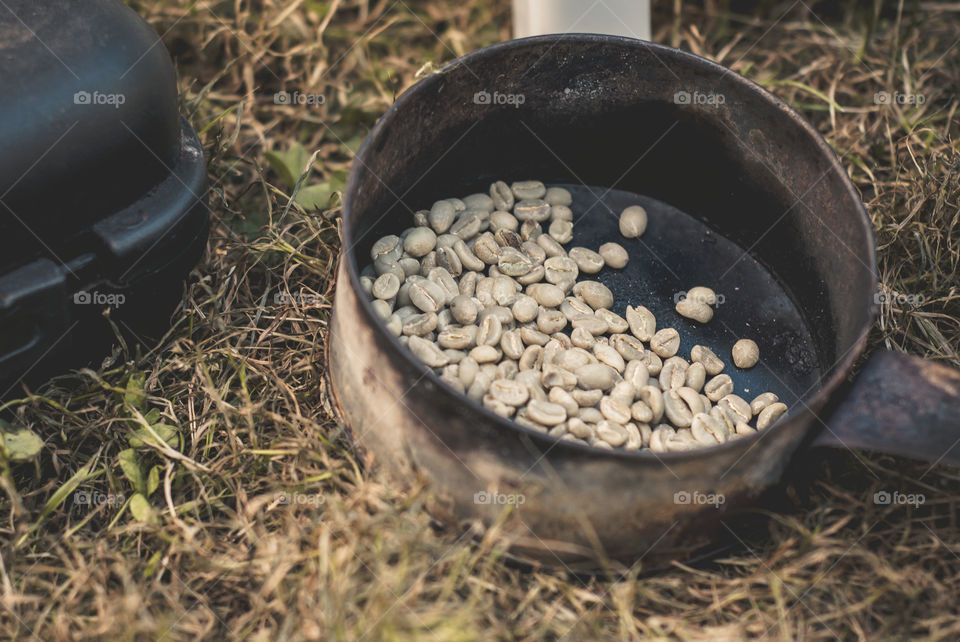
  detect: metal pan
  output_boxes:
[328,35,960,571]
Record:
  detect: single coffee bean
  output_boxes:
[575,363,619,391]
[750,392,780,416]
[599,397,631,425]
[676,298,713,323]
[536,233,566,257]
[498,247,534,277]
[402,312,439,337]
[691,345,725,375]
[735,422,756,437]
[386,314,403,336]
[398,257,421,278]
[489,379,530,407]
[408,278,447,313]
[630,400,653,423]
[686,286,716,306]
[450,295,478,325]
[595,309,628,334]
[572,316,609,336]
[596,420,628,447]
[490,180,515,211]
[544,186,573,206]
[549,387,580,416]
[548,219,574,244]
[624,360,650,390]
[637,386,666,423]
[567,417,594,440]
[514,199,551,222]
[650,328,680,357]
[572,281,614,310]
[626,305,656,341]
[598,242,628,269]
[472,232,500,265]
[619,205,648,238]
[640,351,663,375]
[519,326,550,346]
[518,344,543,371]
[371,235,403,262]
[436,246,462,276]
[659,356,689,390]
[403,227,437,257]
[516,264,545,286]
[718,394,752,426]
[489,210,519,233]
[511,295,539,323]
[408,336,449,367]
[594,343,626,372]
[449,212,482,239]
[544,256,579,284]
[477,315,503,346]
[732,339,760,368]
[372,272,401,300]
[492,277,519,307]
[519,219,542,241]
[571,326,596,349]
[568,247,605,274]
[554,347,593,371]
[493,228,523,249]
[550,204,573,221]
[526,399,567,426]
[537,308,567,334]
[685,362,707,392]
[477,305,513,327]
[511,180,546,200]
[541,364,578,391]
[609,380,635,406]
[463,193,494,212]
[528,283,564,307]
[470,344,501,364]
[757,402,787,429]
[437,325,477,350]
[428,200,456,234]
[371,298,393,321]
[704,374,734,402]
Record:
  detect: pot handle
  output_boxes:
[813,350,960,467]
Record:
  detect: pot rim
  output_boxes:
[340,33,878,463]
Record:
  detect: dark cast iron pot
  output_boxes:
[328,35,960,570]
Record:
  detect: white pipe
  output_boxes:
[513,0,651,41]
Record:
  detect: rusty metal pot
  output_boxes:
[328,35,960,571]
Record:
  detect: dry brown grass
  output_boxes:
[1,0,959,639]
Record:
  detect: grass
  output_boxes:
[1,0,959,639]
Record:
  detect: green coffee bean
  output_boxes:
[691,345,725,375]
[490,181,514,211]
[572,281,614,310]
[598,242,628,269]
[750,392,779,416]
[626,305,656,341]
[463,193,494,212]
[514,199,551,222]
[619,205,648,238]
[568,247,604,274]
[511,180,547,200]
[757,402,787,429]
[650,328,680,357]
[732,339,760,368]
[544,186,572,206]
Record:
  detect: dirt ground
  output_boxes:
[2,0,959,639]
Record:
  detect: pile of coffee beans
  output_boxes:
[358,180,788,451]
